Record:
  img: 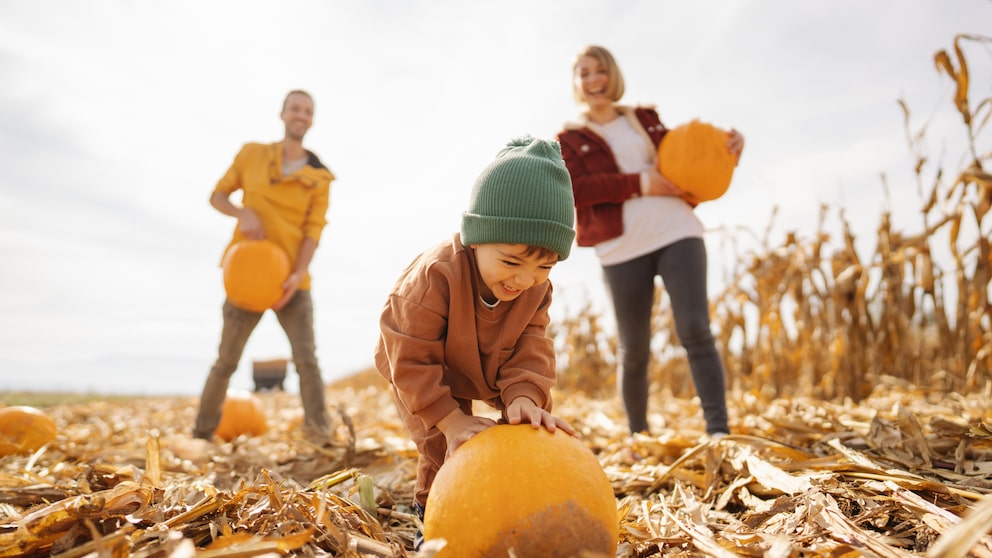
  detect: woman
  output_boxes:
[556,45,744,436]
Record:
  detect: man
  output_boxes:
[193,90,335,443]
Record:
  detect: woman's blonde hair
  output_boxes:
[571,45,625,104]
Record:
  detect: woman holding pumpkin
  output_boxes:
[556,45,744,437]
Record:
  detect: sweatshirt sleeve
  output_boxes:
[494,285,557,411]
[378,293,462,429]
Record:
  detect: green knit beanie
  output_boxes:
[461,136,576,261]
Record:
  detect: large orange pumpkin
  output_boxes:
[0,406,57,456]
[424,424,618,557]
[214,390,267,442]
[657,118,738,202]
[221,239,291,313]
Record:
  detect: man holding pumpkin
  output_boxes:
[556,45,744,438]
[193,89,336,443]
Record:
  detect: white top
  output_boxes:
[282,156,308,176]
[587,114,703,266]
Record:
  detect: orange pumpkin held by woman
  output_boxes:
[221,239,291,312]
[214,390,268,442]
[657,119,739,202]
[424,424,618,557]
[0,406,57,456]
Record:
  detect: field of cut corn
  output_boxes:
[1,34,991,557]
[2,375,991,557]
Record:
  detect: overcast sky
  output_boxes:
[1,1,989,395]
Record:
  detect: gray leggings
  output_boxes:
[602,237,728,434]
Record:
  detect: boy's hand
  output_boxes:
[437,410,497,456]
[506,397,576,436]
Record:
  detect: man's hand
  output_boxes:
[272,271,302,311]
[236,209,264,240]
[210,191,264,239]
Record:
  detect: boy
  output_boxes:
[374,136,577,521]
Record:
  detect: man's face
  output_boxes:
[281,93,314,141]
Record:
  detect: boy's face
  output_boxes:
[471,243,558,303]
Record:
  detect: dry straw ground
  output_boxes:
[2,34,991,557]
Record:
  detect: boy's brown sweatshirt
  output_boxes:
[374,233,557,430]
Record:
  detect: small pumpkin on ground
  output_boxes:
[215,390,267,442]
[657,118,738,202]
[424,424,618,557]
[221,239,290,313]
[0,406,57,456]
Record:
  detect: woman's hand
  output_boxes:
[506,397,576,436]
[727,128,745,162]
[437,410,498,456]
[643,168,698,205]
